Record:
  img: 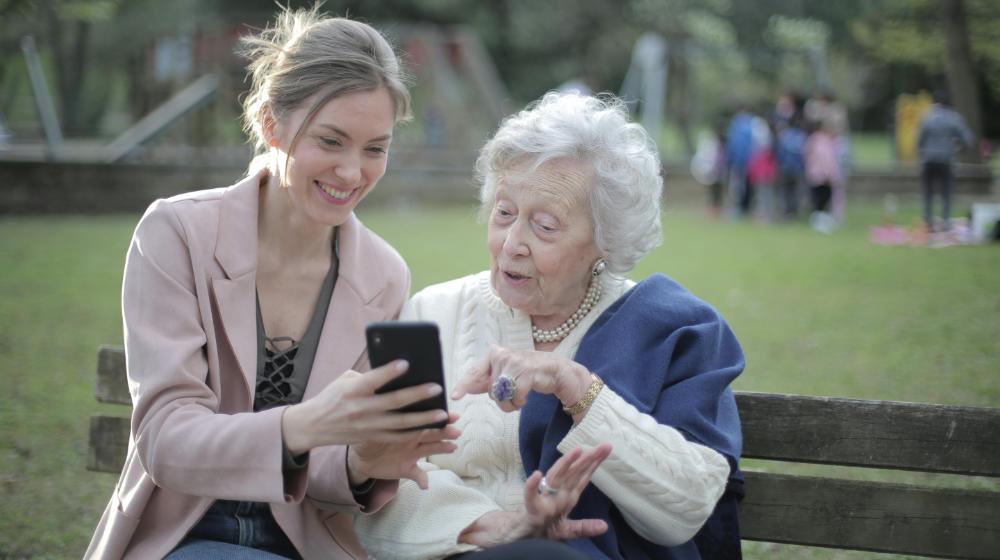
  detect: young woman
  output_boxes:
[86,8,458,559]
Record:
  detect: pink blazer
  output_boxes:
[86,172,411,559]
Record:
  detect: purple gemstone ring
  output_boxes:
[490,374,517,402]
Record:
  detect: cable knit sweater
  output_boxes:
[354,272,731,559]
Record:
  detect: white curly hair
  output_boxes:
[476,91,663,274]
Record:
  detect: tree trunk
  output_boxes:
[941,0,982,157]
[1,58,23,116]
[489,0,512,85]
[667,38,695,160]
[42,1,94,136]
[65,19,92,135]
[43,2,66,131]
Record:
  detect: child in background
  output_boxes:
[775,115,807,219]
[803,120,842,233]
[691,119,728,218]
[747,129,777,222]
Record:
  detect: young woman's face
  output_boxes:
[269,88,395,227]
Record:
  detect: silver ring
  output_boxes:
[538,476,560,496]
[490,374,517,402]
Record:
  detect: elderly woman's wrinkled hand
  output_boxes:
[458,444,611,547]
[523,444,612,539]
[452,345,592,413]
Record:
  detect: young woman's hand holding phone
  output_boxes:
[281,323,460,488]
[280,322,459,488]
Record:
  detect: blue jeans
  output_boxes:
[166,500,301,559]
[166,539,296,560]
[448,539,590,559]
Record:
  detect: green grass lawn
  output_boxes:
[2,196,998,558]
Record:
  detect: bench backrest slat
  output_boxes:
[90,347,1000,557]
[737,391,1000,476]
[87,416,129,473]
[741,471,1000,559]
[96,345,130,405]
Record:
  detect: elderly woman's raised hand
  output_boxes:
[523,444,612,538]
[459,444,612,547]
[453,346,593,414]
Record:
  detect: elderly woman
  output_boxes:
[355,92,744,560]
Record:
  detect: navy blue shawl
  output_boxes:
[518,274,744,559]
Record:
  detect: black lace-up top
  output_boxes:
[184,230,357,556]
[253,229,339,412]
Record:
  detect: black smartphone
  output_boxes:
[365,321,448,430]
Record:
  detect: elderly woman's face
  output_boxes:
[488,159,601,323]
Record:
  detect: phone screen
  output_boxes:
[366,321,448,429]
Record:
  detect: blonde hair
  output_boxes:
[239,5,411,175]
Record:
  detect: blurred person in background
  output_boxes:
[354,92,745,560]
[771,89,800,131]
[726,105,755,219]
[691,117,728,219]
[918,89,975,231]
[804,119,843,233]
[805,90,850,222]
[775,114,808,220]
[829,97,851,225]
[747,115,777,223]
[86,7,460,559]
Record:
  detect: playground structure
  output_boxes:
[5,24,509,166]
[1,25,994,214]
[0,23,519,212]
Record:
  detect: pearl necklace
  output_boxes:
[531,276,602,343]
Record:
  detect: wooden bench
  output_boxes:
[89,345,1000,558]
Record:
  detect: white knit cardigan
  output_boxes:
[353,272,730,559]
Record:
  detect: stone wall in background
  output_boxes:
[0,160,993,214]
[0,160,480,214]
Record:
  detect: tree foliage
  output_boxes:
[852,0,1000,96]
[2,0,997,140]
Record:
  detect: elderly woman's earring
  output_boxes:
[592,259,607,278]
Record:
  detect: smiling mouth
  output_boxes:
[316,181,357,200]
